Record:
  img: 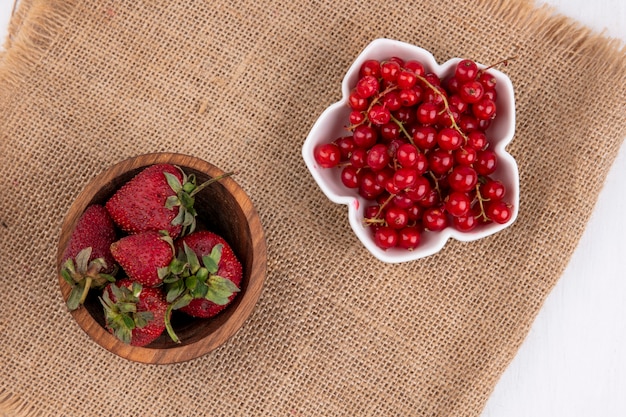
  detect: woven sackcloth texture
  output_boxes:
[1,0,625,416]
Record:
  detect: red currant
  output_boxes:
[368,104,391,125]
[437,127,464,151]
[459,81,484,103]
[485,200,513,224]
[416,102,439,125]
[444,191,471,217]
[404,60,425,76]
[385,206,410,229]
[455,59,479,83]
[472,97,496,120]
[412,125,438,150]
[366,143,390,171]
[398,226,421,250]
[353,124,378,148]
[423,207,449,231]
[348,90,368,111]
[475,149,498,175]
[374,226,399,249]
[341,166,360,188]
[359,59,381,78]
[480,179,506,200]
[356,75,380,99]
[447,165,478,192]
[314,143,341,168]
[381,60,401,82]
[428,148,454,175]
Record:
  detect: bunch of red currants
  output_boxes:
[313,57,514,250]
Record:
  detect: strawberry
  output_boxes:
[105,163,233,239]
[60,204,117,310]
[100,279,171,347]
[110,230,175,287]
[165,230,242,319]
[105,164,187,238]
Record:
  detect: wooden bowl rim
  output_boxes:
[57,152,267,364]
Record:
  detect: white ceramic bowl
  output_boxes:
[302,38,519,263]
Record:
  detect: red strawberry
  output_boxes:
[105,164,233,239]
[165,230,242,318]
[101,279,170,347]
[105,164,186,238]
[110,231,175,287]
[61,204,117,273]
[60,204,117,310]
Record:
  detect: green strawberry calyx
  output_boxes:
[99,282,153,345]
[163,168,235,237]
[60,247,116,311]
[163,242,240,312]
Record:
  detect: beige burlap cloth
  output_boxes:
[1,0,625,416]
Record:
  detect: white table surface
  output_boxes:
[1,1,624,416]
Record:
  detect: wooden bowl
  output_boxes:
[57,153,267,364]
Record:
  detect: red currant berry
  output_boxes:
[405,175,431,201]
[424,85,446,106]
[348,90,368,111]
[381,60,401,82]
[416,102,439,125]
[388,56,405,66]
[475,149,498,175]
[459,114,480,132]
[368,104,391,125]
[453,207,479,232]
[478,71,497,89]
[423,72,441,86]
[467,131,488,150]
[480,179,506,200]
[364,205,381,222]
[356,75,380,99]
[374,226,399,249]
[366,143,390,171]
[385,206,410,229]
[349,110,365,126]
[399,88,419,107]
[423,207,449,231]
[404,60,425,76]
[485,201,513,224]
[459,81,485,104]
[445,76,461,94]
[472,97,496,120]
[448,94,468,113]
[419,188,440,208]
[392,192,414,209]
[359,59,381,79]
[382,91,402,111]
[396,143,419,168]
[335,136,355,159]
[398,226,421,250]
[393,167,418,190]
[436,127,464,151]
[341,166,360,188]
[393,107,416,125]
[397,70,417,89]
[349,147,368,168]
[314,143,341,168]
[406,204,424,221]
[438,108,461,128]
[412,125,438,150]
[444,191,471,217]
[352,124,378,148]
[428,148,454,175]
[483,88,497,102]
[454,146,477,165]
[447,165,478,192]
[380,122,401,142]
[455,59,479,83]
[359,170,384,200]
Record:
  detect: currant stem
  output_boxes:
[480,56,517,73]
[414,74,468,144]
[474,183,490,222]
[390,114,414,144]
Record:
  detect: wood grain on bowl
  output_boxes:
[57,153,267,364]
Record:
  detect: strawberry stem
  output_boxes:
[189,172,236,197]
[79,277,93,305]
[164,304,180,344]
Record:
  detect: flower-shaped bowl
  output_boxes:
[302,38,519,263]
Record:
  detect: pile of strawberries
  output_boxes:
[60,164,241,347]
